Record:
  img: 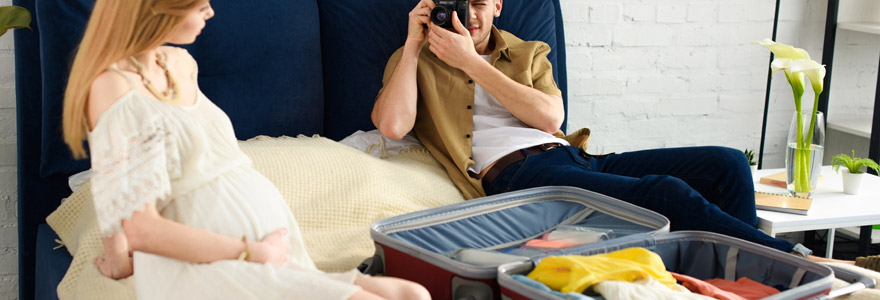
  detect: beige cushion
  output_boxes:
[47,135,465,300]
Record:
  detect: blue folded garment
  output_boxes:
[511,274,602,300]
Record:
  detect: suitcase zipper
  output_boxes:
[380,196,583,234]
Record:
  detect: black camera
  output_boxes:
[430,0,468,30]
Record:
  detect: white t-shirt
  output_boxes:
[470,55,568,173]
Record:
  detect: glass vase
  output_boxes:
[785,111,825,198]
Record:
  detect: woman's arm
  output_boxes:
[96,203,291,279]
[96,231,133,279]
[123,202,290,264]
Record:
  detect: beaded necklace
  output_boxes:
[127,52,181,105]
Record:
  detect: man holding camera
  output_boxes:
[371,0,813,258]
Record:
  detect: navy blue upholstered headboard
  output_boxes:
[14,0,567,298]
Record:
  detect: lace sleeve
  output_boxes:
[89,112,180,237]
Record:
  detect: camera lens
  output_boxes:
[430,6,450,25]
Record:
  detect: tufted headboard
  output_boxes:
[14,0,567,298]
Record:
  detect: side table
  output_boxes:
[754,166,880,258]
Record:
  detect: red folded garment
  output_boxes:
[671,272,781,300]
[704,277,780,300]
[671,272,747,300]
[522,239,576,249]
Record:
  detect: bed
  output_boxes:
[14,0,569,299]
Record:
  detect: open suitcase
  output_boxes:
[498,231,874,300]
[369,186,875,300]
[369,186,671,300]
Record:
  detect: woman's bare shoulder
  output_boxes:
[87,70,133,130]
[160,46,198,78]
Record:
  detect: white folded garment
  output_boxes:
[339,130,423,158]
[68,170,92,193]
[593,278,716,300]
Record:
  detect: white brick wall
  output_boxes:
[0,0,875,298]
[561,0,879,170]
[562,0,776,155]
[0,0,16,297]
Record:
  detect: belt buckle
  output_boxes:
[538,143,560,152]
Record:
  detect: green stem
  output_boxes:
[797,94,821,194]
[797,148,811,193]
[795,110,808,193]
[793,98,811,194]
[806,94,819,148]
[796,109,804,149]
[785,72,812,194]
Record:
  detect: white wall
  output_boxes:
[561,0,879,169]
[0,0,876,298]
[0,0,18,297]
[561,0,776,155]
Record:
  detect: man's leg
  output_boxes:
[597,146,757,227]
[484,146,795,253]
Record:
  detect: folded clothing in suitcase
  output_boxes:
[498,231,843,300]
[370,186,671,300]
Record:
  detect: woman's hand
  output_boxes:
[96,231,134,279]
[249,228,291,266]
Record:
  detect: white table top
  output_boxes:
[754,166,880,236]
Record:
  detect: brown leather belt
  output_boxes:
[474,142,564,191]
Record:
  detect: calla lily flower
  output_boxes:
[770,58,792,77]
[752,39,810,60]
[770,58,791,74]
[754,39,826,195]
[767,57,805,99]
[753,39,815,84]
[790,59,826,95]
[787,70,806,102]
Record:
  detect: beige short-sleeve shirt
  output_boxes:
[378,27,566,199]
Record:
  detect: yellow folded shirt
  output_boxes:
[527,247,676,293]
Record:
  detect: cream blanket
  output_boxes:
[46,135,465,300]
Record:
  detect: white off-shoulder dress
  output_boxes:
[88,68,361,300]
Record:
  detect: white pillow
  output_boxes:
[339,129,423,158]
[68,170,92,193]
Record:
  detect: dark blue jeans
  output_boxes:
[484,145,796,253]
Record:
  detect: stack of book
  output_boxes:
[754,171,819,215]
[758,171,823,189]
[754,191,812,215]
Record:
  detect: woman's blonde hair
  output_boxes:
[62,0,207,159]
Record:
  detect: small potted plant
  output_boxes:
[744,149,758,174]
[831,150,880,195]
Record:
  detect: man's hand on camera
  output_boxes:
[407,0,435,49]
[428,11,480,73]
